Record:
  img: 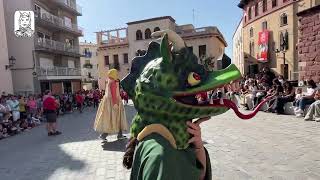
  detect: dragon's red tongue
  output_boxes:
[222,97,271,120]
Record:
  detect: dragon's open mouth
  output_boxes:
[173,89,271,120]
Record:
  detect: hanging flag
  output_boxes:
[257,31,269,62]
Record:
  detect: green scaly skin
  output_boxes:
[121,34,242,149]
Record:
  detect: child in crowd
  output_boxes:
[27,95,41,125]
[293,88,302,108]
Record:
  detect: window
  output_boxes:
[255,3,259,16]
[248,7,252,20]
[199,45,206,58]
[249,42,255,56]
[136,30,143,40]
[280,31,289,50]
[154,27,160,32]
[262,21,268,30]
[250,27,254,38]
[272,0,278,8]
[263,0,267,12]
[113,55,120,70]
[104,56,109,66]
[123,53,128,64]
[188,46,193,53]
[145,28,151,39]
[280,13,288,26]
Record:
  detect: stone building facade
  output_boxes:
[297,5,320,83]
[79,42,99,90]
[96,16,227,90]
[0,0,13,94]
[233,18,245,75]
[3,0,83,95]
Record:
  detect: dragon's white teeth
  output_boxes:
[220,98,224,105]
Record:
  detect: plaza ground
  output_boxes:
[0,103,319,180]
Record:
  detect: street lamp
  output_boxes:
[5,56,16,70]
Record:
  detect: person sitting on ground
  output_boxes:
[0,123,9,139]
[244,80,258,110]
[304,90,320,122]
[293,88,303,107]
[253,82,269,108]
[295,79,319,117]
[277,75,285,85]
[272,81,295,114]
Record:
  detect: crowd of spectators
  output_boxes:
[0,89,104,140]
[237,67,319,121]
[195,67,320,122]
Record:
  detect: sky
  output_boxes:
[77,0,243,56]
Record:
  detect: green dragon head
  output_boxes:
[121,31,269,149]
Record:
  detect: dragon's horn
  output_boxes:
[160,33,171,63]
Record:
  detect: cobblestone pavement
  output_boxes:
[0,103,319,180]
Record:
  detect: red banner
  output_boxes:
[257,31,269,62]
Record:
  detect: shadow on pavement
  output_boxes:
[101,138,128,152]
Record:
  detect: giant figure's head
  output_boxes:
[121,30,269,149]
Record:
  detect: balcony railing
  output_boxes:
[35,9,83,35]
[55,0,82,15]
[37,67,81,76]
[35,38,80,55]
[101,37,129,46]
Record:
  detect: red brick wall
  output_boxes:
[298,8,320,83]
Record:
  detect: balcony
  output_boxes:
[37,66,81,80]
[35,9,83,36]
[53,0,82,16]
[35,38,81,57]
[101,37,129,47]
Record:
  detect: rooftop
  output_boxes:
[127,16,175,25]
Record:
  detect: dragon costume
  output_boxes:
[121,30,269,180]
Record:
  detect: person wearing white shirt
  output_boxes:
[295,80,319,117]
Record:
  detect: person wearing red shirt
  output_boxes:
[93,89,100,108]
[75,92,84,113]
[43,90,61,136]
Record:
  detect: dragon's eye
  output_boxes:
[188,72,201,86]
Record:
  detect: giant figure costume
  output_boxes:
[94,69,128,139]
[120,30,269,180]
